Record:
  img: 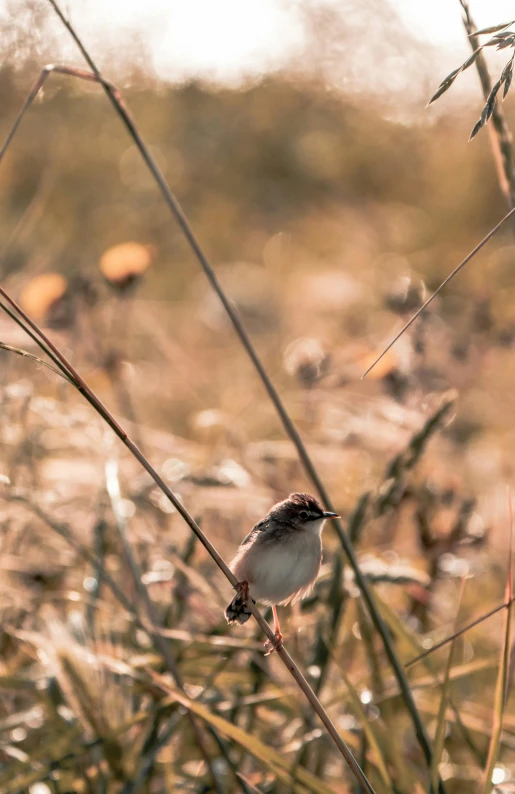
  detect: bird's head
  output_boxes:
[270,492,340,532]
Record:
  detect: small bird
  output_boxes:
[225,492,339,653]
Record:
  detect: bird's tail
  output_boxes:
[225,592,254,625]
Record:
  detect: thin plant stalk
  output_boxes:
[429,578,466,794]
[339,668,393,793]
[430,636,458,794]
[481,493,513,794]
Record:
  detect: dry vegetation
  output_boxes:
[3,1,515,793]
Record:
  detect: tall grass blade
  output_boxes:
[481,493,513,794]
[429,579,466,794]
[339,669,394,792]
[361,606,417,792]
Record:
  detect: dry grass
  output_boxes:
[3,1,515,793]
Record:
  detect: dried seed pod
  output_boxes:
[284,337,330,388]
[384,275,427,315]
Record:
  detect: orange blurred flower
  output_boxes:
[19,273,68,321]
[99,242,154,289]
[357,348,398,380]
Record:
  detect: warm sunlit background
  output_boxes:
[3,1,515,792]
[3,0,515,82]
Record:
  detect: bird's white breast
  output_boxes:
[243,526,322,606]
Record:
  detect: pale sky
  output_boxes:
[396,0,514,45]
[56,0,515,81]
[8,0,515,84]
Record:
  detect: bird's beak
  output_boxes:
[322,511,340,519]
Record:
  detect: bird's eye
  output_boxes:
[299,510,309,521]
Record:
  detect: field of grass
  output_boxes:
[3,2,515,793]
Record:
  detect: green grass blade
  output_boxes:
[481,498,513,794]
[353,601,416,793]
[338,668,394,792]
[374,590,429,662]
[481,607,512,793]
[428,579,465,793]
[374,588,484,771]
[430,637,458,793]
[406,658,497,693]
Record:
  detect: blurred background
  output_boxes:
[2,0,515,792]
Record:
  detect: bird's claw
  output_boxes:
[264,631,283,656]
[234,580,249,600]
